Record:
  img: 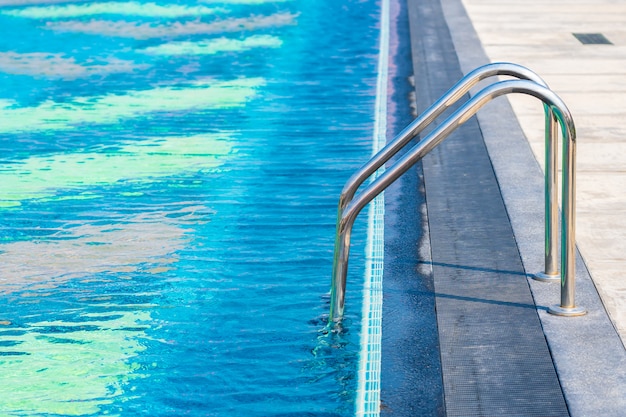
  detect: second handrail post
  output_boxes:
[534,108,561,281]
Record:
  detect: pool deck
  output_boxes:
[387,0,626,415]
[458,0,626,348]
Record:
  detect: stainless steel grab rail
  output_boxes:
[336,63,553,211]
[329,79,587,322]
[335,63,561,291]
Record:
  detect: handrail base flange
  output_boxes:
[533,272,561,282]
[548,305,587,317]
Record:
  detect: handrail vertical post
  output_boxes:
[548,116,586,316]
[534,107,561,282]
[329,218,352,322]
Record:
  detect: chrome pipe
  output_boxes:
[534,109,561,282]
[548,118,586,316]
[329,79,586,322]
[332,63,561,307]
[336,62,551,215]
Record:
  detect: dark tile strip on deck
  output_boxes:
[401,0,570,415]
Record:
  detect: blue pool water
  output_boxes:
[0,0,384,415]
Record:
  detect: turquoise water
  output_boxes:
[0,0,382,415]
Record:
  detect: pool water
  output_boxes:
[0,0,384,415]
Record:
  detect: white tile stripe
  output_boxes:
[355,0,389,414]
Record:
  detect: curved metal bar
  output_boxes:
[335,62,560,289]
[329,79,585,322]
[338,62,550,212]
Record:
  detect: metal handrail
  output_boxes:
[335,63,561,291]
[329,79,586,322]
[337,62,553,210]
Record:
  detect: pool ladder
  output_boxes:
[329,62,587,323]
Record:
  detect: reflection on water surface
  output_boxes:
[0,0,381,415]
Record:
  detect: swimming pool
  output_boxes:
[0,0,386,415]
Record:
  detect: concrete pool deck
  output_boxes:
[383,0,626,415]
[446,0,626,413]
[458,0,626,349]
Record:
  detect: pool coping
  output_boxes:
[355,0,389,414]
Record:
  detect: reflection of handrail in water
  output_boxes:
[330,78,586,324]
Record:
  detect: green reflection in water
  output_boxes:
[0,133,233,207]
[0,310,151,416]
[0,77,264,133]
[2,2,226,18]
[142,35,282,55]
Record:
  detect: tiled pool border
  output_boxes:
[355,0,389,414]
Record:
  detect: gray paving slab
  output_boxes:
[440,0,626,415]
[458,0,626,344]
